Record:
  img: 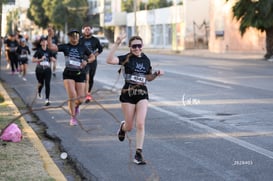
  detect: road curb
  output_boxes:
[0,82,66,181]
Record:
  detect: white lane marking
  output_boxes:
[98,80,273,159]
[196,80,232,89]
[150,104,273,159]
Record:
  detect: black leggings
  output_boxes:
[86,61,97,92]
[8,52,18,72]
[35,67,52,99]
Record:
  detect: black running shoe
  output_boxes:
[117,121,125,141]
[134,150,146,165]
[44,99,50,106]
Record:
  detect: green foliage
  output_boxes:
[122,0,134,12]
[27,0,89,31]
[230,0,273,35]
[27,0,49,29]
[5,8,21,34]
[43,0,66,30]
[146,0,172,10]
[2,0,15,4]
[228,0,273,58]
[64,0,89,30]
[122,0,173,12]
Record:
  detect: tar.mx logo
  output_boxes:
[182,93,201,106]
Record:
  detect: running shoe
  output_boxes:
[22,77,27,81]
[75,105,80,116]
[85,93,92,103]
[134,150,147,165]
[117,121,125,141]
[70,117,78,126]
[44,99,50,106]
[52,72,56,77]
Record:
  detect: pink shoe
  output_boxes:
[70,117,78,126]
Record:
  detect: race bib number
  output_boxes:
[10,47,16,52]
[40,61,50,66]
[20,55,28,58]
[69,60,81,67]
[130,75,146,83]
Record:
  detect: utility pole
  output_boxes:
[133,0,139,35]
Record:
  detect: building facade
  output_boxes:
[93,0,210,51]
[209,0,265,53]
[89,0,265,53]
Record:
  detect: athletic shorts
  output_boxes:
[19,58,28,65]
[120,83,149,104]
[63,68,86,83]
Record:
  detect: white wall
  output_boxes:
[127,6,183,26]
[184,0,210,35]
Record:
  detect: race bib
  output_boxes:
[40,61,50,66]
[130,75,146,83]
[20,55,28,58]
[69,60,81,67]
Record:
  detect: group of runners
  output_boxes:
[3,31,30,81]
[3,25,164,165]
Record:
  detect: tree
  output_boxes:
[5,9,20,34]
[43,0,66,30]
[28,0,89,32]
[27,0,49,29]
[227,0,273,59]
[122,0,172,12]
[146,0,172,10]
[64,0,89,30]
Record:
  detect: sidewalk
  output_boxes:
[116,44,267,60]
[0,78,66,180]
[147,48,266,60]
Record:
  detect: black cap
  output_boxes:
[68,29,80,36]
[39,35,47,42]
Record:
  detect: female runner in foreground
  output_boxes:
[106,35,164,164]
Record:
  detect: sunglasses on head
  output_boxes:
[131,44,142,49]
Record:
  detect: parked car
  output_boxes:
[94,35,109,49]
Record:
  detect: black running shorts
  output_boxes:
[63,68,86,83]
[120,83,149,104]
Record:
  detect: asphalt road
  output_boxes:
[1,49,273,181]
